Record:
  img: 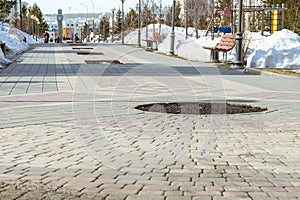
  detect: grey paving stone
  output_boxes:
[0,43,299,199]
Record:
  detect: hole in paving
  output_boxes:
[72,47,94,50]
[135,102,267,115]
[68,43,87,46]
[76,52,104,55]
[84,60,123,64]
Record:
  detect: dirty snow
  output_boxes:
[1,21,300,70]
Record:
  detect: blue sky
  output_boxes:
[25,0,171,14]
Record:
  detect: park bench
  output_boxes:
[143,32,159,49]
[0,41,6,56]
[202,34,236,63]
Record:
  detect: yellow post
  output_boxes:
[272,10,278,34]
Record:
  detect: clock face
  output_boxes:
[57,15,63,21]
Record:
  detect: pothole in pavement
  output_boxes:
[72,47,94,50]
[77,51,103,55]
[135,102,267,115]
[84,60,123,64]
[68,43,87,46]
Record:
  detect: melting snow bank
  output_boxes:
[0,22,36,68]
[246,29,300,69]
[124,24,212,61]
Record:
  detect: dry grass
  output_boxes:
[260,68,300,77]
[214,63,238,70]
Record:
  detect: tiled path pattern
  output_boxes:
[0,44,299,199]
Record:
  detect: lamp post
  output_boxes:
[137,0,141,47]
[184,0,187,39]
[111,8,116,43]
[27,6,30,34]
[169,0,176,55]
[19,0,22,31]
[31,15,35,39]
[36,18,40,41]
[232,0,243,68]
[121,0,125,44]
[159,0,162,35]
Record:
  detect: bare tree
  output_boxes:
[187,0,208,39]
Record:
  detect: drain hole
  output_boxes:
[72,47,94,50]
[77,52,104,55]
[135,102,267,115]
[84,60,122,64]
[69,43,87,46]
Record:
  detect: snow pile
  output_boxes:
[0,22,36,68]
[125,24,214,61]
[1,21,300,71]
[246,29,300,68]
[124,25,300,69]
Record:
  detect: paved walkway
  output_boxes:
[0,43,299,200]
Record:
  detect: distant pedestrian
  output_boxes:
[44,31,49,43]
[75,33,80,43]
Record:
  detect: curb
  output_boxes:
[243,68,262,75]
[243,67,298,77]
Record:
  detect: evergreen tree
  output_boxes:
[100,14,110,40]
[30,3,48,37]
[125,8,138,30]
[10,8,20,29]
[115,8,122,34]
[141,4,152,27]
[165,1,182,27]
[21,5,28,32]
[0,0,17,22]
[82,22,88,41]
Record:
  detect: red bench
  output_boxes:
[202,34,236,63]
[143,32,160,49]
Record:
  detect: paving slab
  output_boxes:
[0,43,299,199]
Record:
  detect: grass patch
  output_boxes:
[214,63,242,70]
[260,68,300,77]
[155,51,188,61]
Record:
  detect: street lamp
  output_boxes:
[184,0,187,39]
[232,0,243,68]
[36,18,40,41]
[169,0,176,55]
[31,15,39,41]
[19,0,22,31]
[111,8,116,43]
[159,0,162,35]
[121,0,125,44]
[27,6,31,34]
[137,0,141,47]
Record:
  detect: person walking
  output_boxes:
[44,31,49,43]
